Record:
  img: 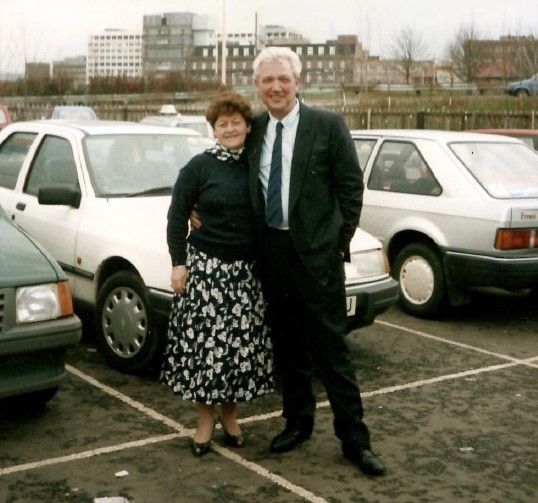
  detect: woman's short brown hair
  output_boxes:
[205,91,253,128]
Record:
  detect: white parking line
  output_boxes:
[0,433,180,476]
[66,365,191,433]
[2,323,536,503]
[375,319,538,369]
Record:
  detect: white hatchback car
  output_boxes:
[0,120,397,373]
[140,114,213,138]
[352,129,538,318]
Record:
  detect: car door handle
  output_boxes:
[16,202,26,211]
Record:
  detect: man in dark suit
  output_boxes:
[247,46,385,476]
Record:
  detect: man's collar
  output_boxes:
[268,99,300,127]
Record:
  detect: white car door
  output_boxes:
[9,133,85,294]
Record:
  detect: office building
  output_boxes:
[86,29,143,83]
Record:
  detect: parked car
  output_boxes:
[0,202,81,404]
[140,114,213,138]
[0,120,397,373]
[51,105,98,120]
[468,129,538,151]
[351,129,538,318]
[0,104,13,130]
[505,73,538,97]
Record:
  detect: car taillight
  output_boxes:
[495,228,538,250]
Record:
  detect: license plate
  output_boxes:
[346,296,357,316]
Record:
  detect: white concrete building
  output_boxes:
[86,29,143,83]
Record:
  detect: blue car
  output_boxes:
[505,73,538,97]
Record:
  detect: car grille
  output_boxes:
[0,290,5,336]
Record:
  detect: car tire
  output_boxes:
[393,242,447,318]
[95,271,163,374]
[515,88,529,97]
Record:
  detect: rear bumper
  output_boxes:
[446,251,538,289]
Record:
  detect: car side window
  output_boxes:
[367,141,441,196]
[353,139,376,172]
[0,132,37,189]
[25,135,79,197]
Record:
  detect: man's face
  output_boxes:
[254,59,299,120]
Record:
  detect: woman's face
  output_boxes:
[213,112,251,150]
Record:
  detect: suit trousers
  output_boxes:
[259,226,371,449]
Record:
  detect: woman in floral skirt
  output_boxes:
[160,92,274,456]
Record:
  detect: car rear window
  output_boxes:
[450,141,538,198]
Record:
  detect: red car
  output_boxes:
[469,129,538,151]
[0,105,13,130]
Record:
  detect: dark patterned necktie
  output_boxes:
[266,121,283,227]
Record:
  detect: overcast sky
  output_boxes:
[1,0,537,75]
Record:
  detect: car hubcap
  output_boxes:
[102,286,148,358]
[400,256,434,305]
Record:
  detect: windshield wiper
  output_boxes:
[127,186,172,197]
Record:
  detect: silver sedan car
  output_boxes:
[351,129,538,318]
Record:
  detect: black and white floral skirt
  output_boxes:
[160,244,274,404]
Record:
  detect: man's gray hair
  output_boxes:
[253,47,302,80]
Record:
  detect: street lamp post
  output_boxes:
[221,0,227,86]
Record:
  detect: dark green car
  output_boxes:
[0,203,81,404]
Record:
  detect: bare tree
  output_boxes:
[517,36,538,76]
[447,23,485,83]
[390,26,427,84]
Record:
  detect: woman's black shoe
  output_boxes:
[191,439,212,457]
[219,417,245,447]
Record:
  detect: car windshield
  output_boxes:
[53,108,97,120]
[84,133,214,196]
[449,141,538,198]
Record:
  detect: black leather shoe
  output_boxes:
[342,444,386,476]
[219,416,245,448]
[191,439,211,457]
[270,426,312,453]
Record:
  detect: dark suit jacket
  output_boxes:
[246,103,364,284]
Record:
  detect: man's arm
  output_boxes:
[330,113,364,254]
[189,204,202,229]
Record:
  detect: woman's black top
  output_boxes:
[167,152,256,266]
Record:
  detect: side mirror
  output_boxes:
[38,185,81,209]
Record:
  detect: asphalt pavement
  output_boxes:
[1,287,537,503]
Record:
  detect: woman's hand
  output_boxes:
[171,265,188,295]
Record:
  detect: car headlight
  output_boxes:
[16,281,74,323]
[345,248,390,283]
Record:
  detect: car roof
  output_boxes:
[141,115,208,124]
[350,128,523,143]
[4,119,204,137]
[53,105,93,110]
[468,128,538,138]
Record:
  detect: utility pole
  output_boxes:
[221,0,227,86]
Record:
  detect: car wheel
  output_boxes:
[515,88,529,97]
[393,242,447,318]
[96,271,162,374]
